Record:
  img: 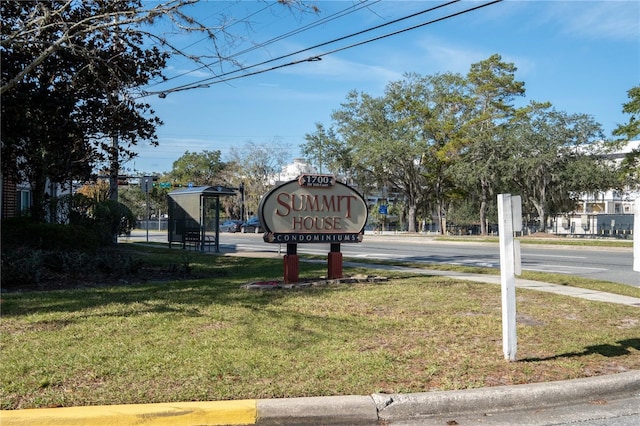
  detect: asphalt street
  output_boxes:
[181,231,640,287]
[388,396,640,426]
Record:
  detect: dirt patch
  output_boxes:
[242,274,388,290]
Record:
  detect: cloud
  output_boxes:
[544,1,639,41]
[414,38,482,74]
[408,35,536,88]
[413,36,525,74]
[275,50,403,85]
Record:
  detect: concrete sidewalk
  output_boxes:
[2,371,639,425]
[338,260,640,307]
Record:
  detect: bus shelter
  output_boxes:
[167,185,237,252]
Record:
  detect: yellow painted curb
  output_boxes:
[0,399,257,426]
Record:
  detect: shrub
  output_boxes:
[1,218,101,252]
[0,247,44,286]
[91,200,136,245]
[94,247,144,277]
[1,246,145,289]
[1,199,138,289]
[42,250,91,277]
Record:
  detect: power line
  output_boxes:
[141,0,503,98]
[146,0,380,89]
[143,0,459,96]
[148,2,278,86]
[139,0,471,97]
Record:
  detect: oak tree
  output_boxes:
[507,102,609,231]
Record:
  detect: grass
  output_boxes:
[1,245,639,410]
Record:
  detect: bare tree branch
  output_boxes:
[1,0,317,95]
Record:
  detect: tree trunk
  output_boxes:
[109,135,119,202]
[437,202,445,235]
[407,203,417,232]
[29,168,47,222]
[479,180,488,236]
[532,183,547,232]
[532,202,546,233]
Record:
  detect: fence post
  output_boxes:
[498,194,522,362]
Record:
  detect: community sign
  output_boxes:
[258,175,368,244]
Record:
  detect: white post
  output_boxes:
[498,194,518,361]
[634,199,640,272]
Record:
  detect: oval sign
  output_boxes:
[258,176,368,244]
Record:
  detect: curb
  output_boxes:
[0,400,257,426]
[371,370,640,423]
[1,371,638,425]
[257,395,378,425]
[253,371,640,425]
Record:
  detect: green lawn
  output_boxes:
[1,245,639,410]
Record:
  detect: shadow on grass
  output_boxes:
[522,338,640,362]
[0,253,361,319]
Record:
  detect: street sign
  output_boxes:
[379,205,388,215]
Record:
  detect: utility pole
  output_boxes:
[239,182,245,220]
[142,176,153,243]
[109,134,119,202]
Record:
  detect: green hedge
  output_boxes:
[1,217,101,252]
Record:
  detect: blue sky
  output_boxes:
[126,0,640,174]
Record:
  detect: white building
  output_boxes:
[270,158,318,185]
[553,140,639,237]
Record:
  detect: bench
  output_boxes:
[183,230,215,251]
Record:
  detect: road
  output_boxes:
[217,233,639,287]
[387,394,640,426]
[126,231,639,287]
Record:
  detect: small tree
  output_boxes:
[77,181,111,203]
[228,140,289,218]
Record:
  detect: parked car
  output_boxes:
[219,219,242,233]
[241,217,263,233]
